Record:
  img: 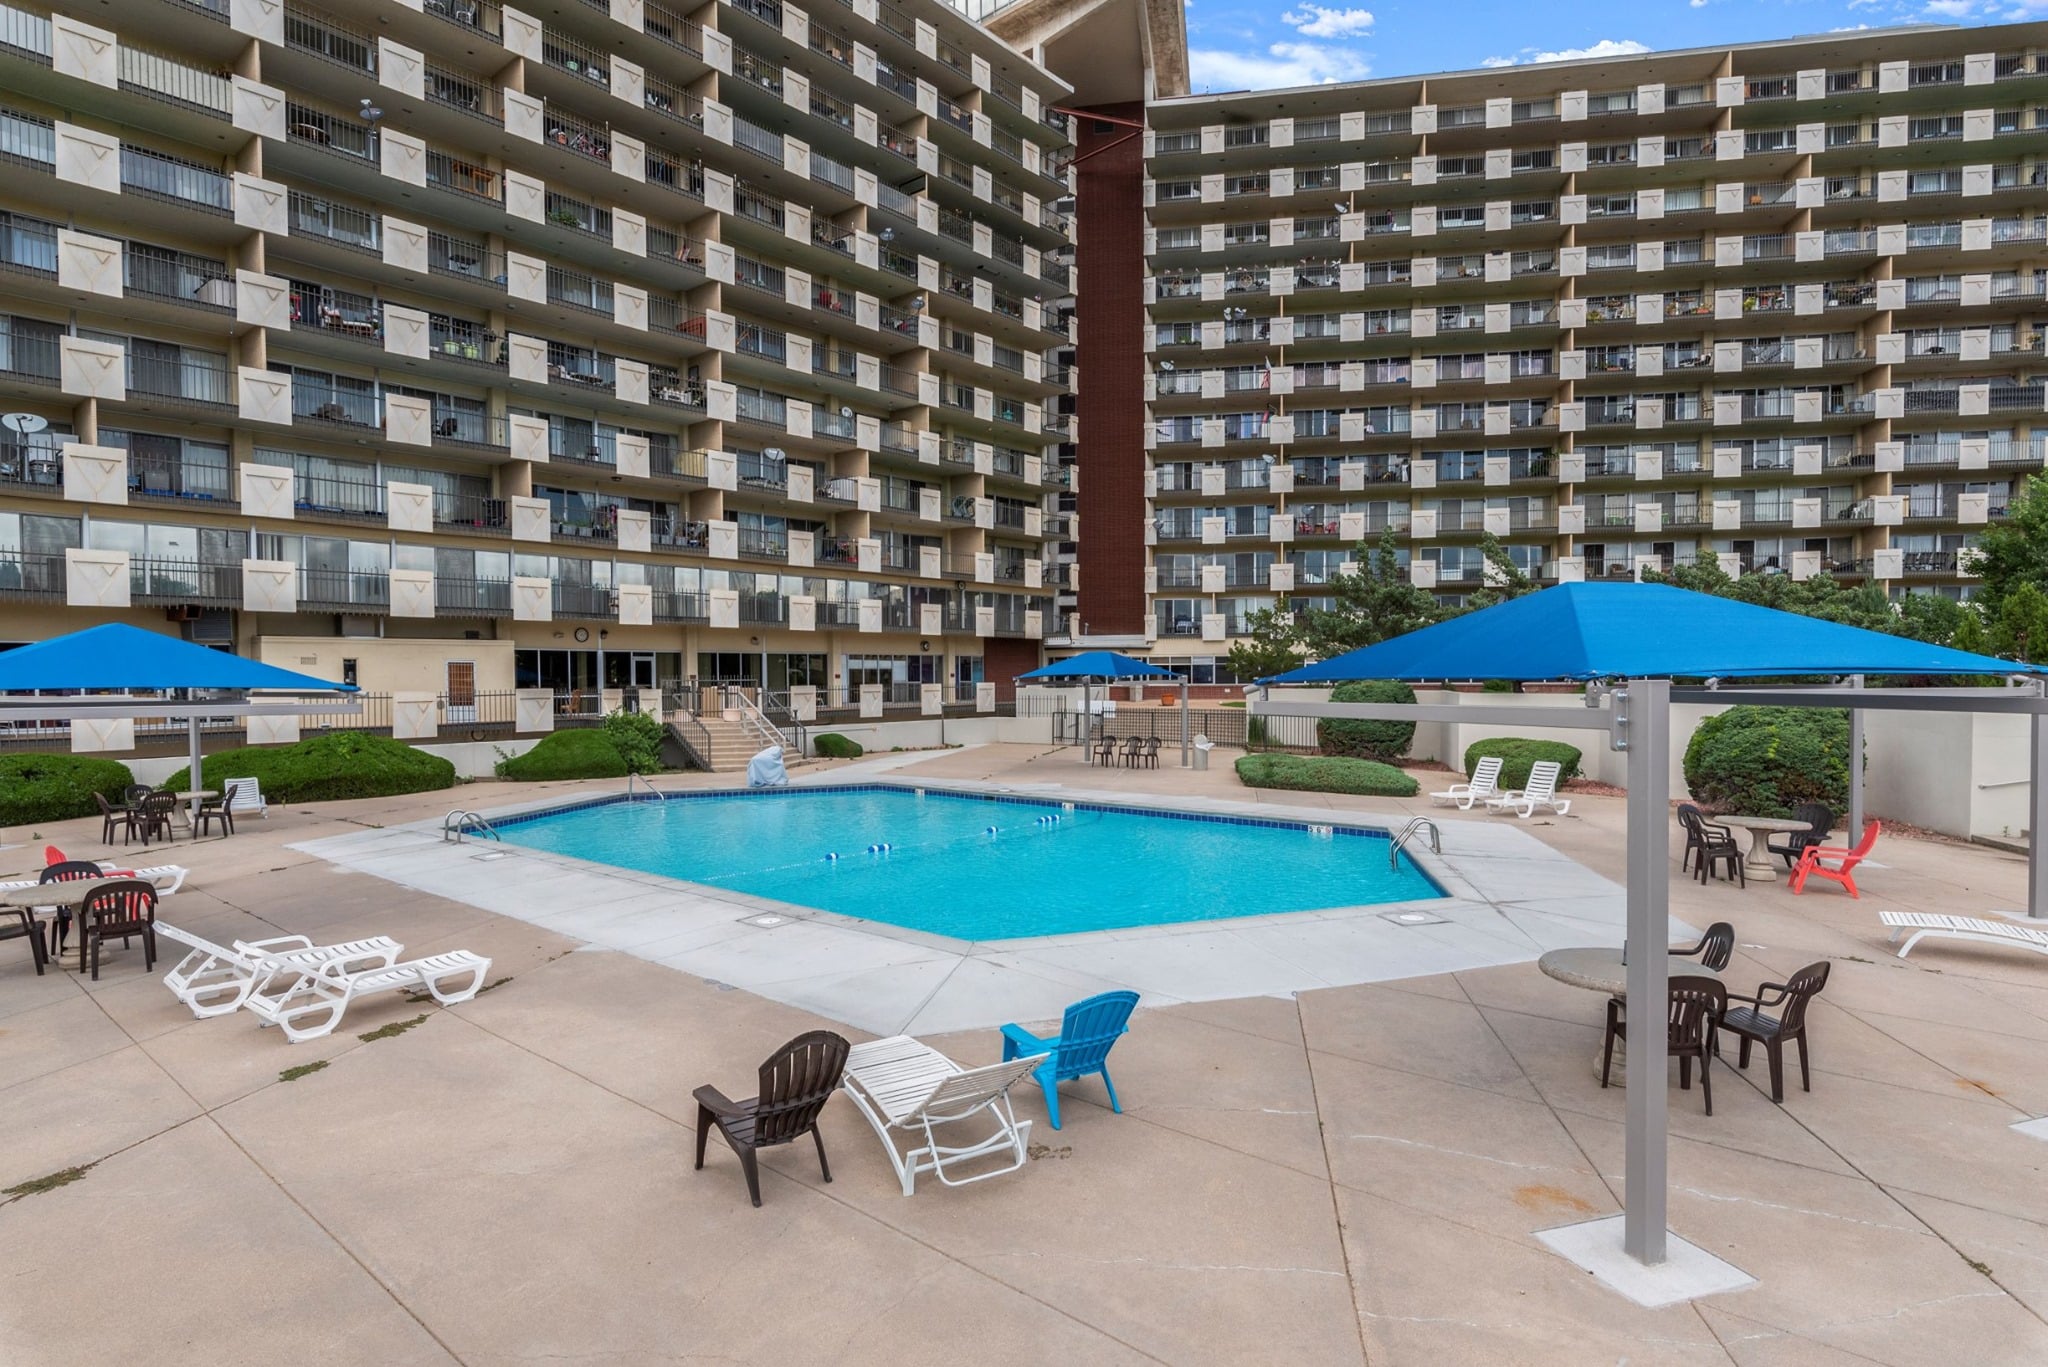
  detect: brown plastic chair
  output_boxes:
[1673,921,1737,972]
[1602,979,1725,1115]
[39,860,104,957]
[1119,735,1143,767]
[135,791,179,846]
[1140,736,1162,769]
[94,791,140,846]
[194,782,238,838]
[2,905,46,976]
[77,879,158,981]
[1678,807,1743,887]
[693,1030,851,1207]
[1719,960,1831,1103]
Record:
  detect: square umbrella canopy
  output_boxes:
[1262,582,2041,683]
[0,623,356,693]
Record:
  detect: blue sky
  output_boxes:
[1183,0,2048,91]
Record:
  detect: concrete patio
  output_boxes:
[4,741,2048,1365]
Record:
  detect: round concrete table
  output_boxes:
[1538,947,1721,1081]
[0,878,132,972]
[1710,815,1813,883]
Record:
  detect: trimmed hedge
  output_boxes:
[813,733,864,759]
[0,754,135,827]
[162,732,455,804]
[1234,753,1420,798]
[1464,738,1583,791]
[497,729,629,781]
[1684,705,1850,818]
[1316,680,1418,761]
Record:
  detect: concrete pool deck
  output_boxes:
[5,741,2048,1365]
[293,767,1638,1037]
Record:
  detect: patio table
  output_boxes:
[1538,946,1721,1081]
[1710,815,1813,883]
[1,878,132,972]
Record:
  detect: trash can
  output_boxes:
[1192,734,1214,771]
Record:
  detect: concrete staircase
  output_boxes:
[665,711,777,772]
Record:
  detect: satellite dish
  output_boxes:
[762,446,785,461]
[839,406,853,418]
[1,413,48,435]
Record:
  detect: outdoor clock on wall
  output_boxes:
[574,628,590,642]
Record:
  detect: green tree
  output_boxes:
[1225,606,1303,682]
[1296,528,1442,660]
[1970,472,2048,623]
[1989,582,2048,664]
[1461,533,1537,613]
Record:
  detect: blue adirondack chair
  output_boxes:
[999,990,1139,1130]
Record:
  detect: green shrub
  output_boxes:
[1246,715,1270,747]
[1684,706,1851,817]
[1234,753,1419,798]
[1316,680,1417,761]
[813,733,864,759]
[497,729,629,781]
[162,731,455,804]
[1463,738,1584,791]
[601,709,663,774]
[0,754,134,827]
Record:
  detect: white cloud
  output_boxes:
[1922,0,1979,15]
[1483,38,1652,66]
[1189,40,1372,89]
[1280,5,1375,37]
[1689,0,1708,7]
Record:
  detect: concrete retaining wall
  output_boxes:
[1259,687,2032,839]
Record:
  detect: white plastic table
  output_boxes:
[1711,815,1814,883]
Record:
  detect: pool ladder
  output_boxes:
[443,810,502,844]
[1390,817,1440,870]
[627,772,668,801]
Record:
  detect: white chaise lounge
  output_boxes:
[1881,912,2048,962]
[841,1036,1050,1195]
[241,950,492,1042]
[223,778,267,818]
[1432,755,1504,810]
[0,863,189,898]
[1486,760,1572,819]
[156,922,404,1019]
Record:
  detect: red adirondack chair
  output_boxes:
[1789,820,1881,898]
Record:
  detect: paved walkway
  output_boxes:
[2,745,2047,1364]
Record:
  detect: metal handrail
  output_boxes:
[1390,817,1440,870]
[626,772,667,801]
[724,685,794,753]
[442,809,502,843]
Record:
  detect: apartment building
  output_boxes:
[1061,20,2048,671]
[0,0,1073,717]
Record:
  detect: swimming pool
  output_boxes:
[494,786,1443,940]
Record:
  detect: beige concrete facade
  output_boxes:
[0,0,1073,709]
[1113,23,2048,660]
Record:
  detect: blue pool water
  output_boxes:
[495,786,1443,940]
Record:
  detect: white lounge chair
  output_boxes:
[241,949,492,1043]
[1881,912,2048,962]
[841,1036,1050,1195]
[156,922,404,1019]
[0,863,188,898]
[1432,755,1504,810]
[223,778,267,818]
[1486,760,1572,819]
